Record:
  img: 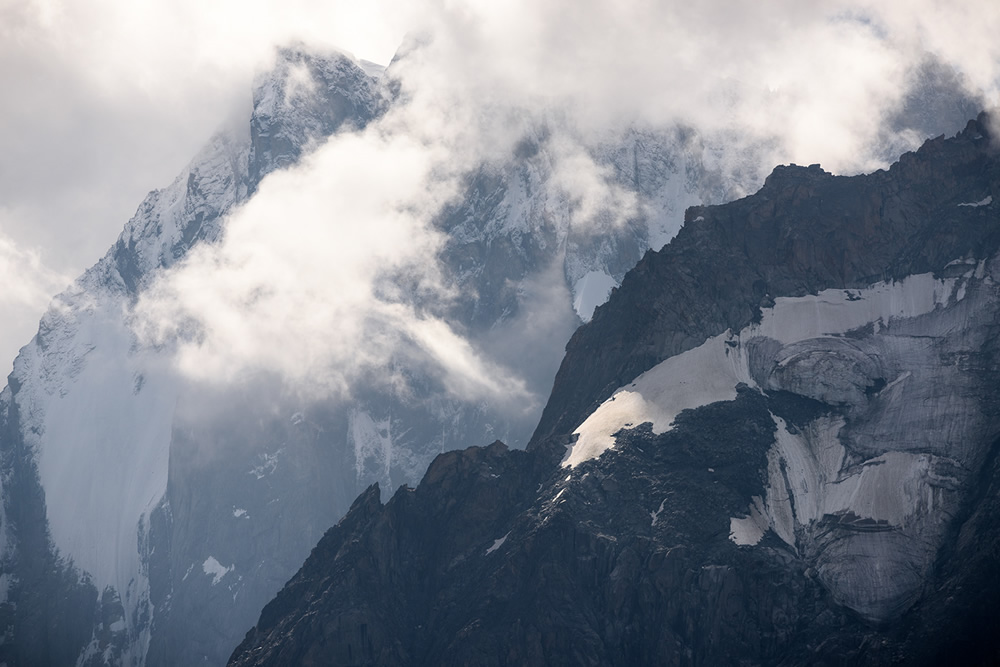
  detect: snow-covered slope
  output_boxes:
[1,116,251,665]
[17,120,247,596]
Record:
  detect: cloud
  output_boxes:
[0,213,70,374]
[134,123,531,406]
[0,221,68,311]
[9,0,1000,405]
[0,0,412,372]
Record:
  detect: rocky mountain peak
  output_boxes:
[248,46,383,189]
[531,111,999,449]
[1,31,994,665]
[231,112,1000,666]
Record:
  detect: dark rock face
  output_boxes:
[229,390,1000,666]
[230,114,1000,665]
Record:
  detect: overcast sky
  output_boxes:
[2,0,999,381]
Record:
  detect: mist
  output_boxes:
[7,0,1000,401]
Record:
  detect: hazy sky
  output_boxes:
[2,0,999,380]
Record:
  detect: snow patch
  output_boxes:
[566,331,748,467]
[650,498,667,526]
[233,508,248,518]
[958,195,992,207]
[730,413,953,548]
[572,270,618,322]
[249,450,281,480]
[202,556,233,586]
[751,272,955,345]
[567,270,959,467]
[485,532,510,555]
[729,496,768,545]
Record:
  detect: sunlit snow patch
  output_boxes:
[729,497,769,545]
[958,195,992,207]
[565,270,959,468]
[566,331,748,467]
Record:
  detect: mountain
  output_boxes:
[0,48,384,667]
[0,35,984,664]
[229,113,1000,666]
[0,46,788,665]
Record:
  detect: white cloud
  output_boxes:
[134,123,531,405]
[0,223,68,311]
[396,0,997,173]
[6,0,1000,399]
[0,0,411,372]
